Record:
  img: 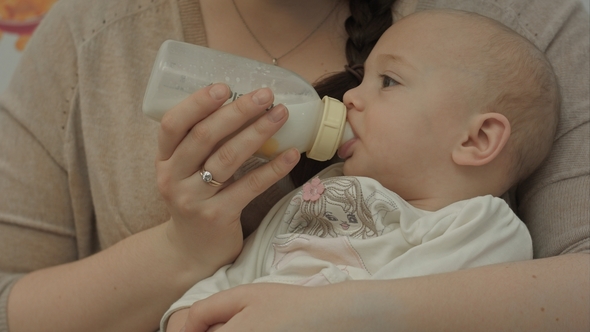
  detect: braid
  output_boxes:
[346,0,395,65]
[289,0,396,187]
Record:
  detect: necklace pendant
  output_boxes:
[233,0,338,68]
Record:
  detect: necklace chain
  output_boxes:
[231,0,339,66]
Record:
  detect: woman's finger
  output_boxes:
[157,83,231,161]
[199,104,289,184]
[184,289,247,332]
[167,88,276,181]
[210,148,300,210]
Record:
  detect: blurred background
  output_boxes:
[0,0,589,93]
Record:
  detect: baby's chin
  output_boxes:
[341,160,361,177]
[342,160,384,184]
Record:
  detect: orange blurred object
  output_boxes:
[0,0,58,49]
[0,0,57,20]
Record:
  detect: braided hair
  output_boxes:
[289,0,396,187]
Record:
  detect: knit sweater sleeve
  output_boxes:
[513,1,589,258]
[0,0,80,329]
[417,0,589,258]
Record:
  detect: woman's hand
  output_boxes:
[177,254,589,332]
[177,282,396,332]
[180,283,360,332]
[156,83,301,272]
[166,283,335,332]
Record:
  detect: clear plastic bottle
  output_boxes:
[142,40,353,161]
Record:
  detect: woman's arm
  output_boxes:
[1,1,297,330]
[7,222,204,332]
[6,83,299,332]
[183,253,589,332]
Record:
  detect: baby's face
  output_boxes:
[339,12,485,196]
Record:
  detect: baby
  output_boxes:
[162,8,560,331]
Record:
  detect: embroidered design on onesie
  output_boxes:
[284,177,397,239]
[302,177,324,201]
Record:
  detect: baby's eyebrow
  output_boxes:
[375,53,416,72]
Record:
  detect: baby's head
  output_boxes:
[436,10,560,187]
[340,9,560,210]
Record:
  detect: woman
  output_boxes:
[0,0,587,331]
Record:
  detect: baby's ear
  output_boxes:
[452,113,511,166]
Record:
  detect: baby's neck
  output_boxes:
[405,197,460,212]
[404,185,502,212]
[404,165,510,211]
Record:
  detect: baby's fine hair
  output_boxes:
[452,10,561,185]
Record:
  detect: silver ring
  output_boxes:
[199,169,224,187]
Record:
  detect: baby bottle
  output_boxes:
[142,40,353,161]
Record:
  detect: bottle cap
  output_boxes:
[307,96,347,161]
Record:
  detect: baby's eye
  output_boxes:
[381,75,399,88]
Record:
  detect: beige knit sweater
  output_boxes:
[0,0,588,330]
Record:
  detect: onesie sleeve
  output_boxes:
[371,196,533,280]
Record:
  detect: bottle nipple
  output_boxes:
[307,96,349,161]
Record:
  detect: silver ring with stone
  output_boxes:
[199,169,224,187]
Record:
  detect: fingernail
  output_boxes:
[282,148,300,164]
[267,105,287,123]
[209,84,228,100]
[252,88,272,105]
